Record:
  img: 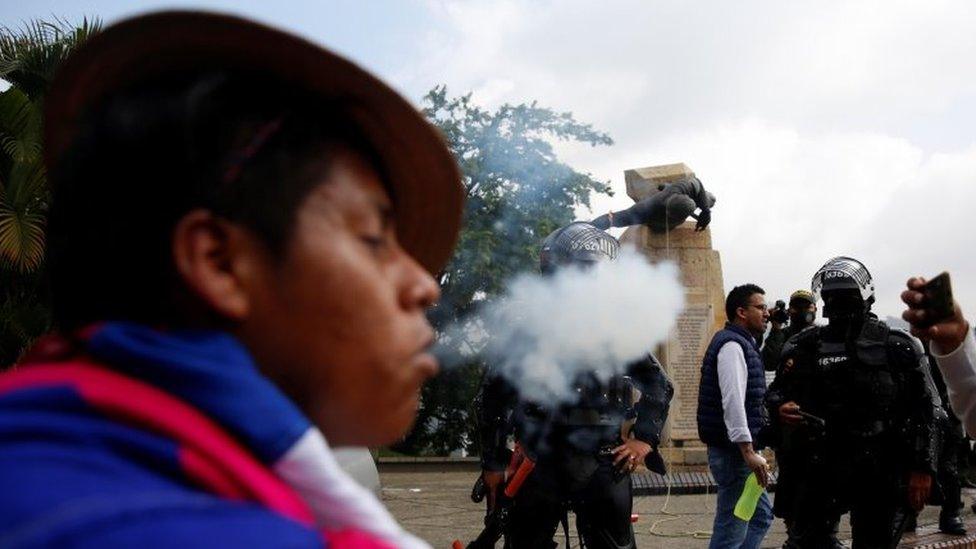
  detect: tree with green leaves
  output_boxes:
[394,86,614,455]
[0,18,100,366]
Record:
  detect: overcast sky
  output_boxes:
[7,0,976,319]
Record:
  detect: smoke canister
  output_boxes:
[733,473,764,521]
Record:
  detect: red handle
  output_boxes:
[503,457,536,498]
[504,444,524,481]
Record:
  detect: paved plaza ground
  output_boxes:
[381,470,970,548]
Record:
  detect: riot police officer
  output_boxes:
[477,222,674,549]
[766,256,938,548]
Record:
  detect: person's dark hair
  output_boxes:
[725,283,765,322]
[46,69,389,330]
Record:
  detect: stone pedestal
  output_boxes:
[618,163,725,449]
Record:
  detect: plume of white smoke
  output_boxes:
[440,249,685,405]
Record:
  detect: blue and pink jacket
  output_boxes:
[0,322,428,548]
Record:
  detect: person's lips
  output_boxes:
[414,351,439,377]
[413,332,439,378]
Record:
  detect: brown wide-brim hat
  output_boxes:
[44,10,463,275]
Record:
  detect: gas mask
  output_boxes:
[789,310,815,329]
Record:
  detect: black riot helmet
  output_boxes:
[811,256,875,319]
[539,222,619,275]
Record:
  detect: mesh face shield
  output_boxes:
[811,256,875,307]
[539,222,619,274]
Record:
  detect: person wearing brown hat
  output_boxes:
[0,11,461,548]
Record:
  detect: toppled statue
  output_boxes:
[591,174,716,233]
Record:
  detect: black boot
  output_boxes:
[940,513,967,536]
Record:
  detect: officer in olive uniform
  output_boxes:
[762,290,817,373]
[476,222,674,549]
[766,256,939,548]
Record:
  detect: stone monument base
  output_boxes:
[618,163,727,466]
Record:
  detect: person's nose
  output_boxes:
[399,253,441,310]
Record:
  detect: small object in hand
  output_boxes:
[734,473,765,521]
[797,410,825,427]
[918,272,954,328]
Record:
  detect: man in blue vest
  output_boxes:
[697,284,773,549]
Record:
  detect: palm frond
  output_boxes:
[0,17,101,100]
[0,87,41,164]
[2,157,46,208]
[0,203,44,272]
[0,157,47,272]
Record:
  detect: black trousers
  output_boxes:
[504,453,635,549]
[590,194,696,233]
[777,450,842,548]
[789,450,904,549]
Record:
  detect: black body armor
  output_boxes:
[770,318,938,471]
[479,354,673,472]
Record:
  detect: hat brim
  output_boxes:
[44,10,463,275]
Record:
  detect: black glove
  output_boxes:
[695,208,711,231]
[645,449,667,475]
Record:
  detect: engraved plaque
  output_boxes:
[660,304,714,440]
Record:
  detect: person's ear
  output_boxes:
[171,209,265,321]
[736,306,747,321]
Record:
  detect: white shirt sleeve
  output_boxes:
[273,428,431,549]
[932,330,976,439]
[717,341,752,444]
